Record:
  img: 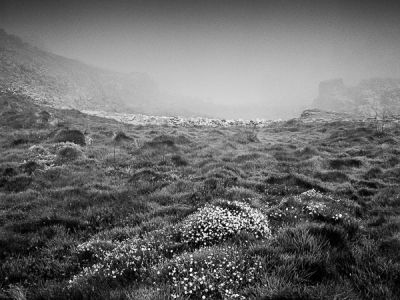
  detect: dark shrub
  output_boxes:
[53,129,85,146]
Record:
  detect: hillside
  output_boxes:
[313,78,400,117]
[1,94,399,299]
[0,29,218,117]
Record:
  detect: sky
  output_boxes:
[1,0,400,110]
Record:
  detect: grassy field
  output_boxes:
[1,94,400,299]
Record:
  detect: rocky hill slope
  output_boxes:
[0,29,215,117]
[0,29,159,111]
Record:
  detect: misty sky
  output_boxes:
[1,0,400,108]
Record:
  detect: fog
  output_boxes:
[2,0,400,117]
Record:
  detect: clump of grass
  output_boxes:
[53,129,86,146]
[232,131,259,144]
[171,155,188,166]
[56,144,84,162]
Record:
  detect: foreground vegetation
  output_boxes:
[1,94,400,299]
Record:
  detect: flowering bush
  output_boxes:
[163,245,262,299]
[180,200,271,246]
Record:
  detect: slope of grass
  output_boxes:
[0,95,400,299]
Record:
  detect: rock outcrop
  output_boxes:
[313,78,400,117]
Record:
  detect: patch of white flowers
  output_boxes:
[166,245,262,299]
[180,200,271,246]
[303,201,327,217]
[69,237,164,287]
[300,190,350,222]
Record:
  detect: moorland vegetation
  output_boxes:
[0,93,400,299]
